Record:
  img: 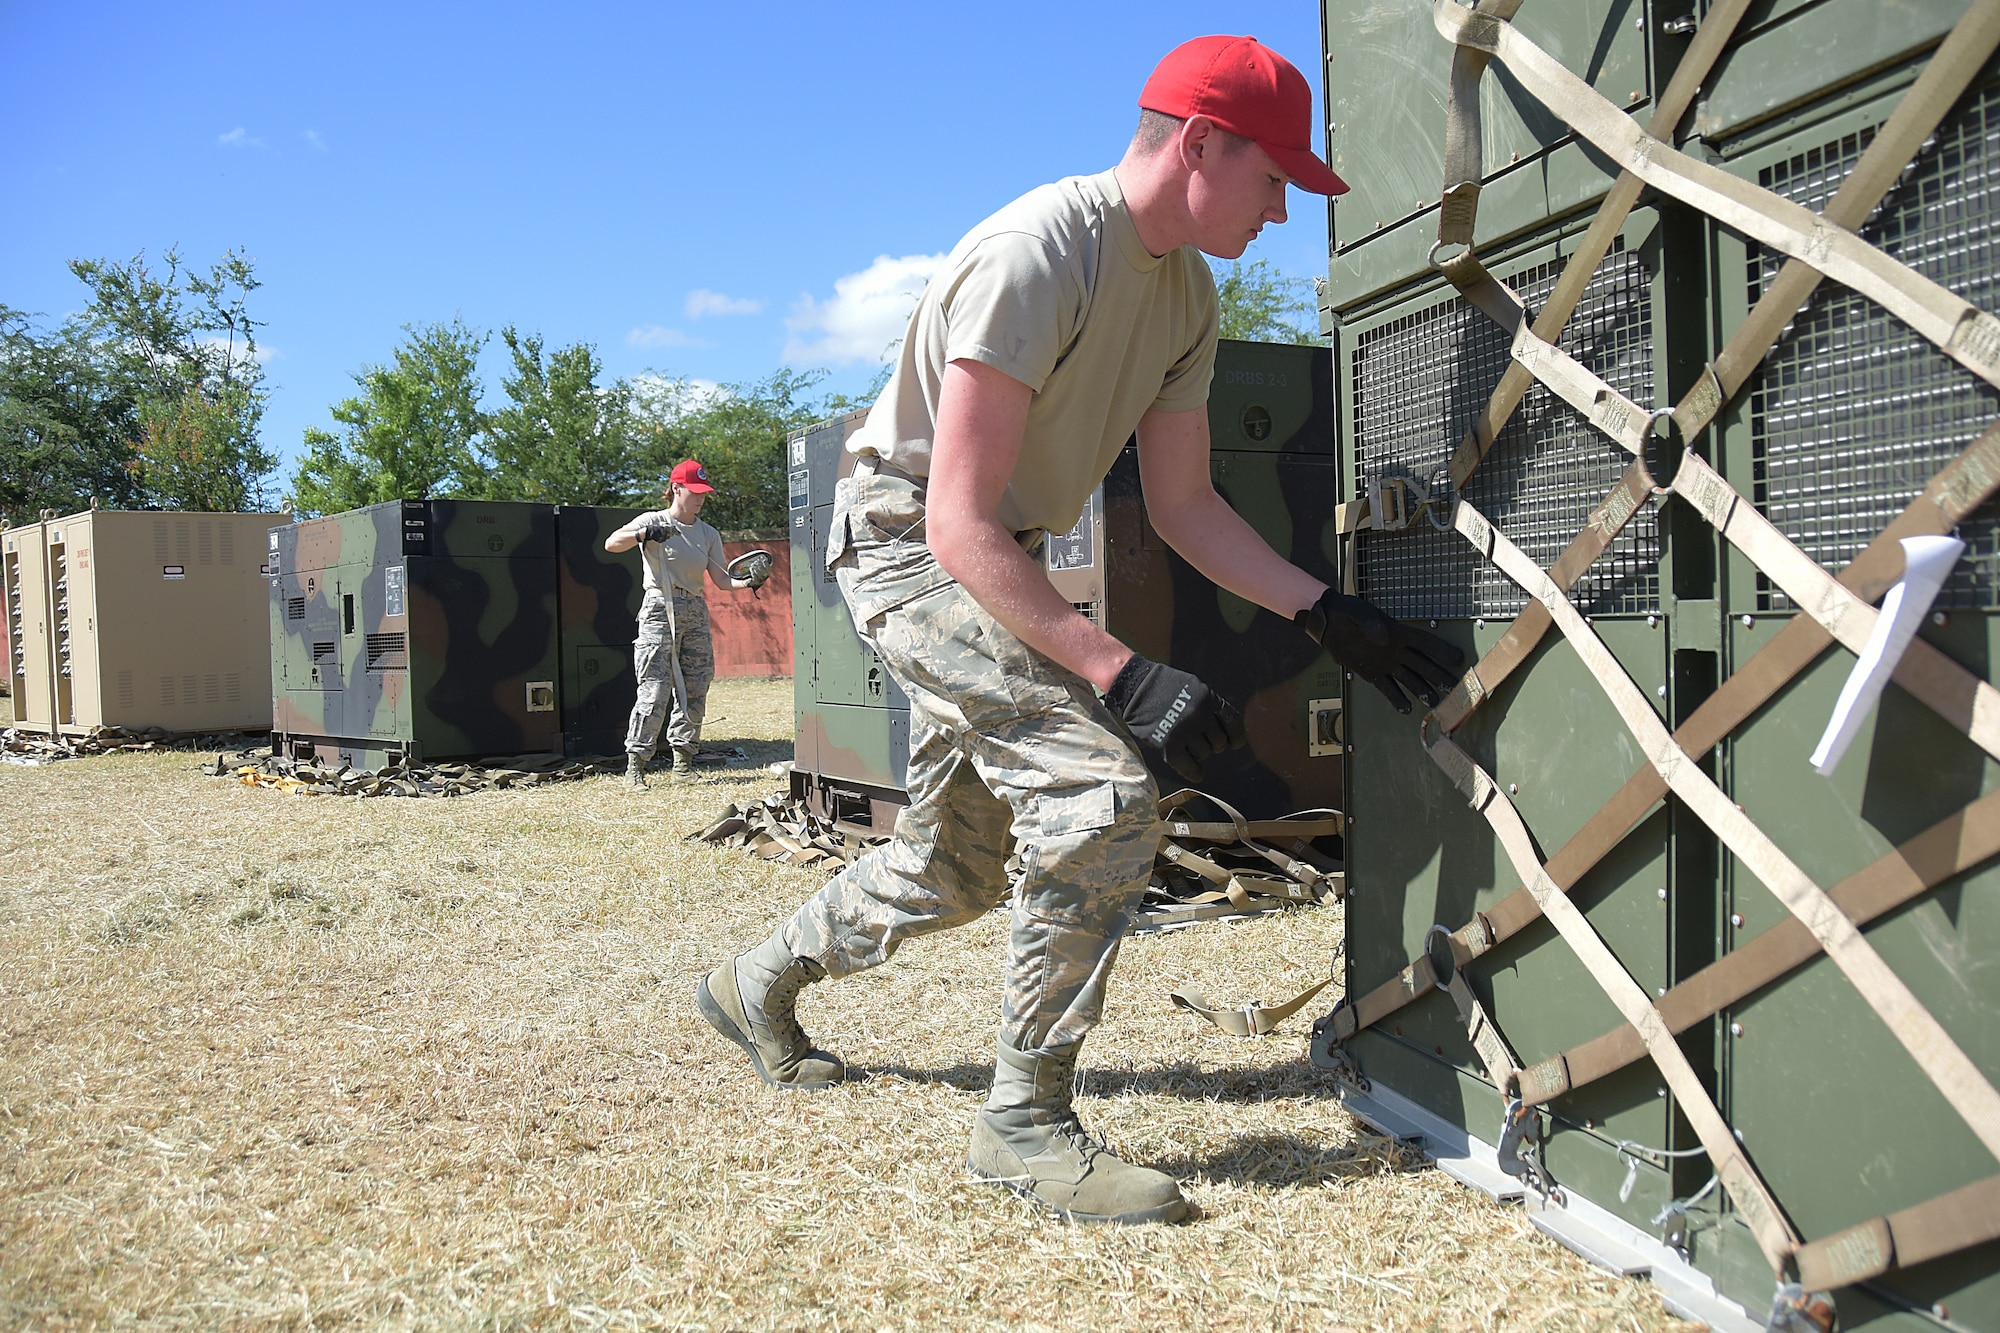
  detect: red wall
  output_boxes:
[710,534,793,677]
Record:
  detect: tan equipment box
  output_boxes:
[2,510,285,735]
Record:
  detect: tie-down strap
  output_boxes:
[1423,726,1799,1270]
[1432,0,2000,392]
[1325,419,2000,1061]
[1443,494,2000,1173]
[1422,0,2000,739]
[1431,0,1759,489]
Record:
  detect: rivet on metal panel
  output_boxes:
[1656,684,1667,698]
[1658,888,1668,900]
[1474,618,1486,630]
[1429,619,1438,628]
[1657,1085,1668,1096]
[1646,614,1658,628]
[1740,614,1754,628]
[1628,91,1642,103]
[1508,782,1518,795]
[1932,610,1949,626]
[1509,152,1519,163]
[1730,912,1745,928]
[1731,1022,1745,1037]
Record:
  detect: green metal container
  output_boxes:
[1319,2,2000,1325]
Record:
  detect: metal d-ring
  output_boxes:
[1419,711,1443,749]
[1428,238,1473,271]
[1645,408,1678,497]
[1423,464,1457,531]
[1424,922,1460,988]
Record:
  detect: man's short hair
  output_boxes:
[1131,108,1252,156]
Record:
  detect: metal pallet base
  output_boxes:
[1334,1079,1765,1332]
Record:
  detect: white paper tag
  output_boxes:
[1809,534,1965,776]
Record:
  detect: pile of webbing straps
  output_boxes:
[1194,0,2000,1312]
[211,747,625,796]
[690,785,1344,937]
[2,724,266,765]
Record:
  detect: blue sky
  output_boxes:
[2,2,1332,492]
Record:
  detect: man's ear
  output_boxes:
[1177,114,1220,170]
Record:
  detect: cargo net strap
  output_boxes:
[1327,0,2000,1291]
[693,786,1343,938]
[3,724,269,765]
[205,747,696,796]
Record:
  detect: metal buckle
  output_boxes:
[1368,474,1426,532]
[1497,1098,1559,1201]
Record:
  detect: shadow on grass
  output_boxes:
[851,1058,1422,1190]
[856,1054,1345,1104]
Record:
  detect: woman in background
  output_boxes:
[604,458,767,787]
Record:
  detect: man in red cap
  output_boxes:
[697,37,1458,1222]
[605,459,767,785]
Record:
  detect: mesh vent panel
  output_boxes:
[366,632,407,670]
[1353,246,1658,619]
[1751,84,2000,609]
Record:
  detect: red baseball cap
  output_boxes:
[669,459,715,493]
[1139,35,1348,197]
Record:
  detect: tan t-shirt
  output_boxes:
[850,169,1218,535]
[615,510,730,597]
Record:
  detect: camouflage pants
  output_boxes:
[778,465,1161,1055]
[625,589,713,759]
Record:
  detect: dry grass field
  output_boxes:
[0,679,1702,1332]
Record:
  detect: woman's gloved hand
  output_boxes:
[1102,654,1247,782]
[641,519,672,545]
[1295,589,1465,714]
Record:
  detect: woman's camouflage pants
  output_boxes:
[624,589,713,760]
[779,465,1161,1055]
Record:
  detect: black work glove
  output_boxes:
[1102,654,1247,783]
[1296,589,1465,714]
[640,519,671,545]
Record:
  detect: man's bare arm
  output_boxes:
[925,359,1135,693]
[1135,403,1325,617]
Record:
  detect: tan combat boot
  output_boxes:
[967,1035,1189,1224]
[672,747,696,780]
[625,754,648,790]
[696,933,845,1089]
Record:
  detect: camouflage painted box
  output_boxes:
[554,503,647,757]
[269,500,561,768]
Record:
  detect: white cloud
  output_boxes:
[633,374,724,401]
[217,127,264,149]
[302,129,327,152]
[626,324,703,349]
[684,289,764,319]
[200,334,276,370]
[784,253,943,367]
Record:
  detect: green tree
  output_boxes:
[69,248,277,511]
[289,319,488,516]
[630,366,843,531]
[477,328,636,505]
[1212,258,1322,344]
[0,304,146,525]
